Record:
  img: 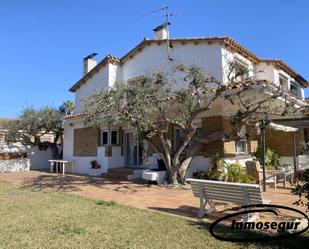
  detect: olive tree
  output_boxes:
[5,100,74,158]
[83,65,304,184]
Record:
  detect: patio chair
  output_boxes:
[245,161,277,190]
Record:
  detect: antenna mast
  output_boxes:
[162,6,172,60]
[144,5,180,61]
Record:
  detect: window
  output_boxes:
[279,75,288,90]
[235,140,247,153]
[111,130,118,145]
[102,131,108,145]
[127,76,145,85]
[290,81,299,96]
[101,130,118,145]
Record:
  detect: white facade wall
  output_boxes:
[121,43,224,86]
[255,62,276,84]
[63,120,125,174]
[26,146,54,170]
[63,122,107,174]
[255,63,304,98]
[74,66,109,113]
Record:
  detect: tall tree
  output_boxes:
[84,65,305,184]
[5,101,74,158]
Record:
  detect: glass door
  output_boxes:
[124,132,142,167]
[124,132,137,167]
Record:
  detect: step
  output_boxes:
[101,173,129,180]
[108,168,136,175]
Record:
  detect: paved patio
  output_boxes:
[0,171,305,222]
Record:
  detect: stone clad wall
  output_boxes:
[0,158,30,172]
[0,130,6,146]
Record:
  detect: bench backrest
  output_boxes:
[186,178,264,205]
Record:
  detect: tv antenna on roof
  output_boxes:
[144,5,181,61]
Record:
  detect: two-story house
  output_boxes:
[63,25,308,178]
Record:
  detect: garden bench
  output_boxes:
[186,178,270,219]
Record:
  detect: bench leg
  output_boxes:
[206,199,217,214]
[198,197,206,218]
[283,175,286,188]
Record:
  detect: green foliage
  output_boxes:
[5,107,60,145]
[210,153,226,171]
[83,63,303,184]
[96,200,117,206]
[4,100,74,147]
[292,169,309,212]
[59,100,75,115]
[223,163,253,183]
[302,142,309,155]
[254,146,281,170]
[84,73,172,132]
[192,169,222,180]
[225,59,250,82]
[61,225,86,236]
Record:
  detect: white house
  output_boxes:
[63,24,308,178]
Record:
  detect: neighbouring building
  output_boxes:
[63,25,308,178]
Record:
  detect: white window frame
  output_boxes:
[279,74,288,91]
[290,81,299,96]
[101,130,109,145]
[110,130,119,145]
[101,130,119,145]
[235,139,248,154]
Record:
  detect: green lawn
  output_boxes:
[0,181,308,249]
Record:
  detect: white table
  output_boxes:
[49,160,74,175]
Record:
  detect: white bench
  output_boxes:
[186,178,271,219]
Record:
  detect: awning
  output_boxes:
[256,121,298,134]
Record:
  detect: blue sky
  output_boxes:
[0,0,308,118]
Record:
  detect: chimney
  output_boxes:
[153,22,170,40]
[83,52,98,75]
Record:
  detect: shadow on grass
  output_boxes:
[18,171,153,194]
[188,219,309,249]
[149,203,229,219]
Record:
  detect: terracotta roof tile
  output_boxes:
[64,113,86,120]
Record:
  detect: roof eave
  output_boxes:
[69,55,120,92]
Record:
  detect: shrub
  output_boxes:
[223,163,253,183]
[254,146,281,170]
[292,169,309,212]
